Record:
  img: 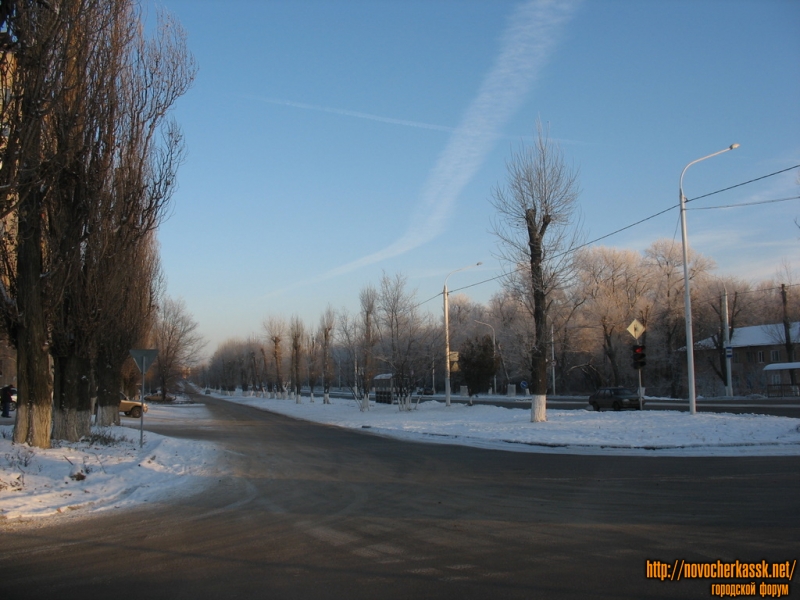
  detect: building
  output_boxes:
[695,322,799,396]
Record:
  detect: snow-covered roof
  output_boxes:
[763,362,800,371]
[696,322,800,350]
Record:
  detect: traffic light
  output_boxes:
[631,344,646,369]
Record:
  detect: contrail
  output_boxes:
[246,95,457,133]
[323,0,580,278]
[260,0,580,298]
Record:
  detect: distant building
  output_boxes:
[695,322,799,396]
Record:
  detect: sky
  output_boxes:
[144,0,800,354]
[3,395,799,518]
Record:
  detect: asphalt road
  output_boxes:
[1,394,798,599]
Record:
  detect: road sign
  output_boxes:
[129,349,159,374]
[627,319,646,340]
[520,381,528,390]
[129,349,158,448]
[725,346,733,359]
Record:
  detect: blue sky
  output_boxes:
[147,0,800,353]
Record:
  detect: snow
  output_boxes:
[695,321,799,349]
[0,403,219,521]
[220,394,800,457]
[2,393,800,521]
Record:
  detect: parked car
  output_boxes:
[145,391,176,403]
[119,393,148,418]
[589,387,642,411]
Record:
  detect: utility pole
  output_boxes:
[781,284,796,386]
[550,324,556,396]
[722,289,733,396]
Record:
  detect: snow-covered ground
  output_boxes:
[0,403,219,520]
[2,393,799,521]
[220,393,800,457]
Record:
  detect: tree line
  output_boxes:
[0,0,198,447]
[200,123,797,413]
[200,257,796,403]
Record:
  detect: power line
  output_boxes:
[413,291,445,310]
[421,165,800,305]
[686,282,800,307]
[684,164,800,204]
[689,195,799,210]
[448,205,681,297]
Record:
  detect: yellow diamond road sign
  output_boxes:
[627,319,645,340]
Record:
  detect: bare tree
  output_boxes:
[573,247,651,387]
[289,315,304,403]
[94,236,161,426]
[306,332,318,402]
[0,0,81,447]
[0,1,194,446]
[152,296,205,401]
[376,272,430,410]
[642,239,714,397]
[50,4,192,439]
[336,308,365,405]
[264,316,286,398]
[689,276,755,393]
[319,306,336,404]
[490,120,581,422]
[359,285,378,402]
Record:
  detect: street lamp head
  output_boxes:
[729,143,740,150]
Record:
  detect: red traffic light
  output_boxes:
[631,344,646,369]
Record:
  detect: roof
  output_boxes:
[763,362,800,372]
[695,322,800,350]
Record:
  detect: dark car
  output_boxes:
[589,387,642,411]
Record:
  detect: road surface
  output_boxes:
[2,394,798,599]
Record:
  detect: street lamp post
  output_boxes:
[475,320,496,395]
[680,143,739,414]
[444,262,482,407]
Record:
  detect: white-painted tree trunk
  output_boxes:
[531,394,546,422]
[323,392,330,404]
[96,404,120,427]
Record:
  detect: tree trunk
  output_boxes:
[52,353,93,442]
[96,349,122,427]
[602,326,621,386]
[531,394,546,422]
[527,209,549,422]
[13,196,53,448]
[52,353,75,441]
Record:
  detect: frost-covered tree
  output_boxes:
[490,120,581,422]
